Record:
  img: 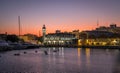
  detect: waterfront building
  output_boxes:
[71,30,80,39]
[78,24,120,46]
[0,32,8,41]
[0,34,7,41]
[44,32,77,46]
[19,34,38,44]
[56,30,61,33]
[96,24,120,33]
[78,37,120,46]
[41,25,77,46]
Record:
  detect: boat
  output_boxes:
[8,42,25,50]
[0,40,11,51]
[14,53,20,56]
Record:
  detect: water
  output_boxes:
[0,47,120,73]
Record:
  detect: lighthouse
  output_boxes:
[42,24,46,43]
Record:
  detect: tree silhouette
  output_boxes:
[6,35,19,42]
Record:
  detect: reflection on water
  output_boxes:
[77,48,90,68]
[0,47,119,73]
[78,48,81,57]
[48,47,65,65]
[77,48,81,67]
[86,48,90,68]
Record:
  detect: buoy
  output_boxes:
[35,50,38,53]
[24,52,27,54]
[53,50,57,52]
[44,51,48,55]
[14,53,20,56]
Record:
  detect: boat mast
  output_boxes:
[18,16,21,36]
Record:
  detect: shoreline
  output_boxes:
[0,45,120,52]
[40,45,120,49]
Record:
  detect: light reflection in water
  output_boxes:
[59,47,64,63]
[48,48,51,63]
[52,47,56,63]
[0,48,118,73]
[48,47,65,64]
[59,47,62,55]
[78,48,81,57]
[77,48,81,66]
[77,48,90,67]
[85,48,90,68]
[61,47,64,58]
[48,48,51,54]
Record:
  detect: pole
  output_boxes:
[18,16,20,36]
[39,30,40,37]
[97,20,99,27]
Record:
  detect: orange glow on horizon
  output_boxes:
[1,21,120,36]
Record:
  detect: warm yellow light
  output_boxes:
[86,48,90,65]
[78,48,81,57]
[78,39,81,45]
[53,41,56,43]
[113,40,117,43]
[102,42,107,45]
[48,41,51,43]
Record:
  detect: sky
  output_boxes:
[0,0,120,36]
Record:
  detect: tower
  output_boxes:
[42,24,46,43]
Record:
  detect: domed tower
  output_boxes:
[42,24,46,43]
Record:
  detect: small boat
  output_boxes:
[14,53,20,56]
[53,50,57,52]
[53,48,58,52]
[35,50,38,53]
[9,43,24,50]
[53,48,59,52]
[0,40,10,50]
[23,51,27,54]
[44,51,48,55]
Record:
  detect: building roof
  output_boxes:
[46,32,75,37]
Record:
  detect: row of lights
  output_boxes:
[48,41,64,43]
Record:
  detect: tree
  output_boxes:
[6,35,19,42]
[38,36,43,43]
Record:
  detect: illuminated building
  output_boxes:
[96,24,120,33]
[44,32,76,46]
[19,34,38,44]
[71,30,80,39]
[41,25,77,46]
[78,24,120,46]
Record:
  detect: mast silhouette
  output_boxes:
[97,20,99,27]
[18,16,21,36]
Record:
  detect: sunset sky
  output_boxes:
[0,0,120,36]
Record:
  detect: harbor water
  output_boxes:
[0,47,120,73]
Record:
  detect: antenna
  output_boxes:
[39,30,41,37]
[97,20,99,27]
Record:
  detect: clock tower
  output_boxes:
[42,24,46,43]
